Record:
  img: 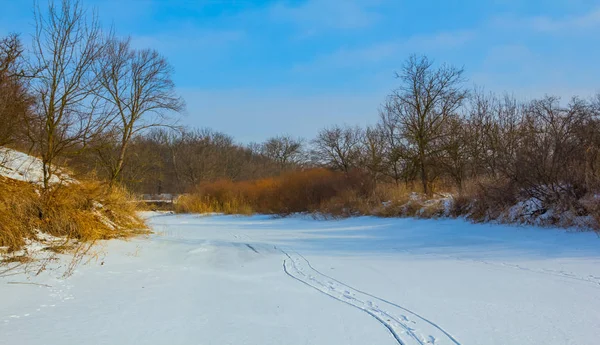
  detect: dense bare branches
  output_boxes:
[259,135,305,169]
[312,125,363,173]
[0,34,30,146]
[360,126,386,184]
[89,128,295,194]
[94,36,184,185]
[385,55,468,194]
[5,2,600,230]
[27,0,106,189]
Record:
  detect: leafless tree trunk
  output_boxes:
[385,55,468,194]
[94,36,184,186]
[260,135,305,170]
[27,0,106,189]
[0,34,31,147]
[360,126,386,185]
[312,125,362,173]
[439,115,468,193]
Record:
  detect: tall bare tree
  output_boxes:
[0,34,31,147]
[312,125,362,173]
[439,115,468,193]
[94,37,184,185]
[260,135,305,169]
[378,104,415,185]
[386,55,468,194]
[27,0,105,189]
[360,126,386,184]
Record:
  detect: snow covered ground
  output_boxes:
[0,147,70,185]
[1,213,600,345]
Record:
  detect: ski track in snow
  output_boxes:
[4,214,597,345]
[281,250,461,345]
[229,229,460,345]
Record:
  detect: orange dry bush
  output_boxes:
[38,181,147,241]
[0,176,148,255]
[274,169,372,215]
[176,168,375,216]
[0,177,39,251]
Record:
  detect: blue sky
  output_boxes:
[1,0,599,142]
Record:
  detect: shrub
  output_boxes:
[176,168,374,216]
[0,177,39,251]
[37,181,147,241]
[462,178,518,222]
[0,177,147,255]
[175,194,253,215]
[317,189,372,218]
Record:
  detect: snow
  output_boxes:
[0,228,71,262]
[0,147,70,185]
[1,213,600,345]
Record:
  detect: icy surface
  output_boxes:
[1,213,600,345]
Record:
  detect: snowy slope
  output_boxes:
[0,147,69,184]
[1,214,599,345]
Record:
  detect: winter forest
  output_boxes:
[3,1,600,229]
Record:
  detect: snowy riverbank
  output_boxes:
[2,213,599,344]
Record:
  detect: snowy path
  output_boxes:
[2,213,600,345]
[283,251,460,345]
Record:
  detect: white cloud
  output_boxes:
[269,0,383,32]
[492,7,600,33]
[292,29,476,71]
[530,8,600,32]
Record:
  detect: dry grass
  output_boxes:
[176,172,459,219]
[316,189,373,218]
[0,176,148,257]
[0,176,39,251]
[176,172,600,232]
[176,194,254,215]
[37,181,147,241]
[1,255,34,264]
[176,168,374,216]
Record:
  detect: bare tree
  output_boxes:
[0,34,31,146]
[378,104,416,185]
[439,115,468,193]
[260,135,305,169]
[312,125,362,173]
[582,94,600,190]
[460,89,495,179]
[170,129,236,187]
[386,55,468,194]
[483,94,524,180]
[94,36,184,185]
[360,126,386,184]
[514,96,588,203]
[27,0,106,189]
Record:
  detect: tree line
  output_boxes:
[3,0,600,219]
[0,0,183,190]
[312,55,600,213]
